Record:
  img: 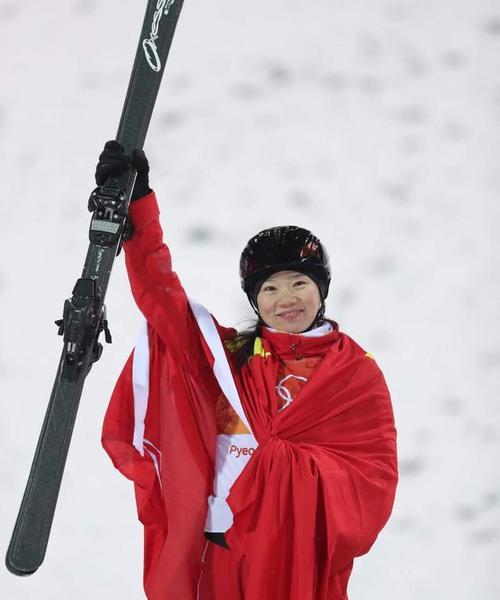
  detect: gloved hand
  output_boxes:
[95,140,151,201]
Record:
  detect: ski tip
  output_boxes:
[5,551,40,577]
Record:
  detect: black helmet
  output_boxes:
[239,226,331,307]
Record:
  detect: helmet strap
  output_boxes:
[306,300,326,331]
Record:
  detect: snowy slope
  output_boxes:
[1,0,499,598]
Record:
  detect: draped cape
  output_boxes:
[101,192,398,599]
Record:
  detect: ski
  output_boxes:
[6,0,184,577]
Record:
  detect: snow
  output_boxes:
[1,0,499,598]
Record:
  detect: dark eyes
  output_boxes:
[261,280,307,292]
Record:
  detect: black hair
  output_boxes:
[232,319,263,370]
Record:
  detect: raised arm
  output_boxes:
[124,192,206,368]
[95,141,206,370]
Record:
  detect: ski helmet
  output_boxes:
[239,225,331,309]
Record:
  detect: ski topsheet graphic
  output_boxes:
[6,0,185,577]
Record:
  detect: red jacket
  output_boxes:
[102,192,398,600]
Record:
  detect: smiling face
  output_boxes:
[256,270,322,333]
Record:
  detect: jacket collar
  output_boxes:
[260,320,340,359]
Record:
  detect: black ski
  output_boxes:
[6,0,184,576]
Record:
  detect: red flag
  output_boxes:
[225,327,398,598]
[103,321,220,599]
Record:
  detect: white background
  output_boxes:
[1,0,499,598]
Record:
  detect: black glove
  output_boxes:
[95,140,151,201]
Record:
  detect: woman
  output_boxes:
[100,141,398,600]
